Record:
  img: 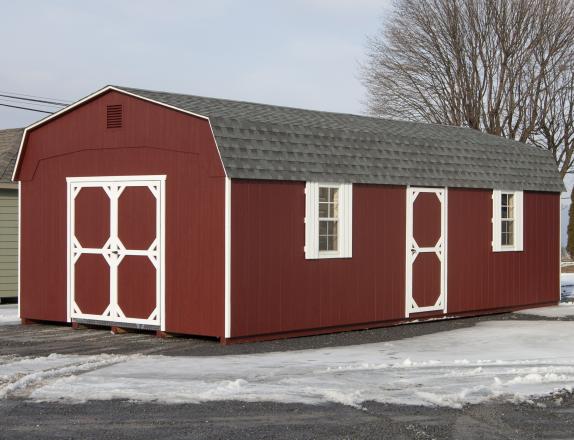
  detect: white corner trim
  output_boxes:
[559,194,562,301]
[66,179,71,322]
[304,182,353,259]
[443,187,448,315]
[17,181,21,320]
[207,120,228,179]
[12,85,211,182]
[160,178,166,332]
[492,190,524,252]
[224,177,231,339]
[404,185,412,318]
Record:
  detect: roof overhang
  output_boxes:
[11,85,211,182]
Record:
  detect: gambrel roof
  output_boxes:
[116,86,564,192]
[14,85,564,192]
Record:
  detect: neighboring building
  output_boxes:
[0,128,22,302]
[13,86,564,342]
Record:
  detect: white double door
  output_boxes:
[67,175,165,329]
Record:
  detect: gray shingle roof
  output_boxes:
[0,128,23,184]
[118,86,563,192]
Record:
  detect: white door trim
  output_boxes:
[405,187,448,317]
[224,177,231,338]
[67,175,166,329]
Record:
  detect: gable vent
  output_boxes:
[106,104,123,128]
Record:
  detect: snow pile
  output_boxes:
[517,304,574,318]
[0,353,134,399]
[0,304,18,325]
[562,273,574,302]
[1,320,570,408]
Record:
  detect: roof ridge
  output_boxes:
[114,85,544,153]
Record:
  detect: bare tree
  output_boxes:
[362,0,574,167]
[362,0,574,255]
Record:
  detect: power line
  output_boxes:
[0,97,65,111]
[0,90,72,104]
[0,102,53,114]
[0,94,68,107]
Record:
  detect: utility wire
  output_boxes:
[0,102,53,114]
[0,93,68,107]
[0,97,65,111]
[0,90,72,104]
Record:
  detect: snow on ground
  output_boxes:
[516,304,574,318]
[0,304,19,325]
[562,273,574,302]
[0,320,572,409]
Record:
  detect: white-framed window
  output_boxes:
[492,190,523,252]
[305,182,352,259]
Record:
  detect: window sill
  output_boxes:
[492,246,523,253]
[305,252,352,260]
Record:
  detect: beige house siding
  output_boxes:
[0,188,17,299]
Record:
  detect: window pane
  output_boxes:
[501,193,514,220]
[501,220,514,246]
[332,189,339,217]
[327,234,338,251]
[319,220,338,252]
[319,187,329,203]
[319,187,340,219]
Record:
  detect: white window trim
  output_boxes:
[492,190,523,252]
[305,182,352,259]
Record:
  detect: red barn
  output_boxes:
[13,86,564,343]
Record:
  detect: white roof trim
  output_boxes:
[12,85,214,182]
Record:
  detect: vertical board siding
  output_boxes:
[18,91,226,337]
[231,183,559,339]
[231,181,406,338]
[0,189,18,298]
[447,188,559,313]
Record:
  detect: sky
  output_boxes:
[1,0,570,243]
[0,0,392,129]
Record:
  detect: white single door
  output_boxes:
[405,187,447,316]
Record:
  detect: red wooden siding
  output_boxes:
[413,192,441,248]
[118,256,156,320]
[118,187,156,250]
[231,182,559,339]
[75,188,109,248]
[74,254,109,315]
[230,181,407,338]
[18,90,226,337]
[448,188,560,313]
[412,253,441,308]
